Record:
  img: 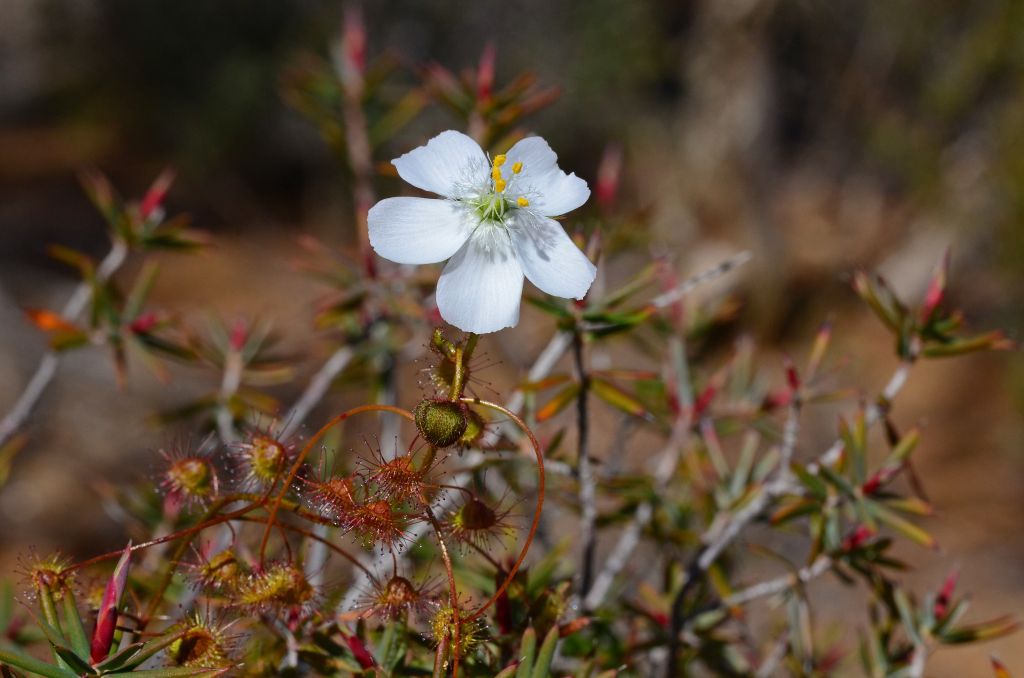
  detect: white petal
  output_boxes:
[509,210,596,299]
[504,136,590,216]
[367,197,471,264]
[392,130,488,198]
[436,229,524,334]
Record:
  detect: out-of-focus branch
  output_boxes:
[722,555,832,607]
[584,417,691,610]
[500,331,573,424]
[754,633,790,678]
[216,346,244,444]
[810,355,915,472]
[908,644,928,678]
[334,3,376,278]
[665,354,917,678]
[649,251,751,309]
[282,346,355,439]
[574,331,597,595]
[0,239,129,450]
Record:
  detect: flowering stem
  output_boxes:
[259,404,416,564]
[459,399,544,624]
[448,344,465,401]
[463,333,479,366]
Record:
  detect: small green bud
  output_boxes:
[414,397,469,448]
[459,408,485,447]
[454,497,497,531]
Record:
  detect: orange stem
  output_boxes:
[68,498,260,572]
[423,503,461,678]
[233,516,368,574]
[459,399,544,624]
[258,404,415,564]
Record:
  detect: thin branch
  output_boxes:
[584,417,691,610]
[574,332,597,595]
[665,356,917,678]
[755,633,790,678]
[649,251,752,309]
[216,349,244,444]
[0,239,129,449]
[282,346,354,439]
[722,555,832,607]
[497,331,573,436]
[908,644,927,678]
[584,330,695,611]
[811,357,914,471]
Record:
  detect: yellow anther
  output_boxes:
[491,166,502,182]
[517,197,530,207]
[512,162,523,174]
[493,154,507,167]
[495,178,506,193]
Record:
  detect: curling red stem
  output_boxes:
[259,405,415,564]
[459,399,544,624]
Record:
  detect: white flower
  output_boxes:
[367,130,597,334]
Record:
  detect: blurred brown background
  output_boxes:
[2,0,1024,673]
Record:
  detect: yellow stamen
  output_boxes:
[512,162,523,174]
[517,197,529,207]
[493,154,507,167]
[495,178,506,193]
[491,166,502,182]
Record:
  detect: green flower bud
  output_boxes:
[454,497,497,531]
[459,408,485,447]
[414,397,469,448]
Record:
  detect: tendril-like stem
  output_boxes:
[259,404,415,564]
[233,516,369,574]
[459,398,544,624]
[422,499,461,678]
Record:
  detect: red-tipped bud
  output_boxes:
[129,312,158,334]
[595,143,623,208]
[842,525,874,552]
[229,319,247,352]
[476,42,496,102]
[991,657,1012,678]
[935,566,960,618]
[341,5,367,78]
[783,355,800,391]
[693,381,718,417]
[920,247,950,324]
[139,168,176,220]
[340,629,374,669]
[91,543,131,664]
